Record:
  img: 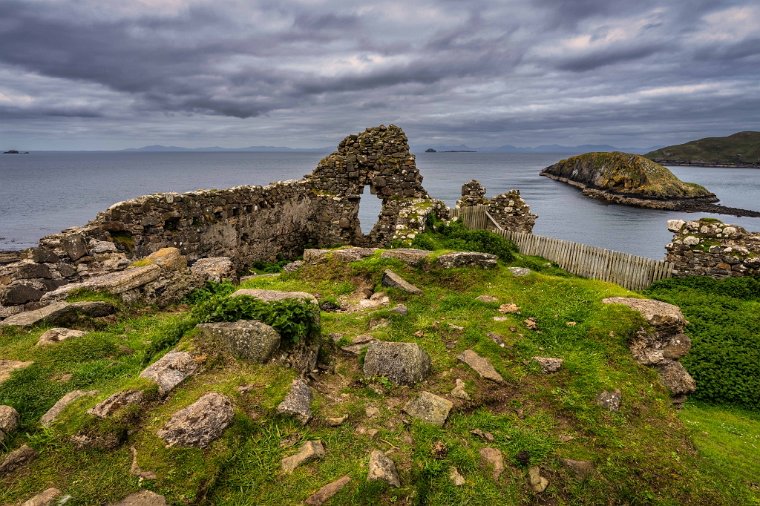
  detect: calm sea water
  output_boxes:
[1,151,759,259]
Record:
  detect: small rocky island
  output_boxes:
[541,152,760,217]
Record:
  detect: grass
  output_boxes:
[0,252,757,504]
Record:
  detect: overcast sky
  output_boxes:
[1,0,759,150]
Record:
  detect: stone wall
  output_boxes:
[456,180,537,233]
[0,125,445,320]
[665,218,760,277]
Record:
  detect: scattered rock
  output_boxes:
[139,351,198,396]
[476,295,498,303]
[365,405,380,418]
[304,247,376,263]
[488,332,506,347]
[231,288,317,304]
[277,378,313,424]
[41,389,98,426]
[42,265,162,302]
[560,458,594,478]
[367,450,400,487]
[157,393,234,448]
[190,257,235,282]
[61,233,88,261]
[403,391,453,426]
[281,440,325,474]
[436,252,498,269]
[658,362,697,402]
[457,350,503,383]
[381,269,422,294]
[451,378,470,400]
[363,341,431,385]
[20,487,61,506]
[36,327,86,346]
[112,490,167,506]
[479,447,504,480]
[88,390,145,419]
[449,466,466,486]
[0,444,36,475]
[470,429,494,442]
[528,466,549,493]
[340,334,376,355]
[0,405,19,442]
[325,414,348,427]
[523,318,538,330]
[380,248,430,266]
[508,267,531,277]
[0,301,116,328]
[391,303,408,315]
[498,303,520,314]
[304,475,351,505]
[597,390,622,411]
[533,357,563,374]
[283,260,305,272]
[129,446,157,480]
[196,320,280,363]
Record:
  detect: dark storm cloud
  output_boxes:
[0,0,758,149]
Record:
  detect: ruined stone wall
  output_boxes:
[666,218,760,277]
[1,125,444,320]
[456,180,537,233]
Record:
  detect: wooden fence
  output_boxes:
[450,205,673,291]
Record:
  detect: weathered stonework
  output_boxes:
[665,218,760,278]
[455,180,537,233]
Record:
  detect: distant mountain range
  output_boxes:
[417,143,657,154]
[645,131,760,168]
[122,145,329,153]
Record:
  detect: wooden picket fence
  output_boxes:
[450,205,673,291]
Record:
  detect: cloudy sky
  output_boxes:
[1,0,759,150]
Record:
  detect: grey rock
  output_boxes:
[14,261,53,279]
[157,392,234,448]
[391,303,408,315]
[597,390,622,411]
[190,257,235,282]
[21,487,61,506]
[436,252,498,269]
[31,247,59,264]
[41,389,98,427]
[340,334,376,355]
[196,320,280,363]
[560,458,594,478]
[281,440,325,474]
[112,490,167,506]
[363,341,431,385]
[602,297,686,329]
[37,327,86,346]
[139,351,198,396]
[42,265,162,301]
[0,444,36,476]
[457,349,503,382]
[277,378,312,424]
[476,295,498,303]
[380,248,430,266]
[90,240,118,254]
[231,288,317,304]
[304,247,376,263]
[403,391,453,426]
[451,378,470,400]
[1,283,44,305]
[88,390,145,418]
[305,475,351,505]
[508,266,531,277]
[0,300,116,328]
[367,450,400,487]
[0,405,19,441]
[533,356,563,374]
[657,362,697,397]
[62,233,88,261]
[382,269,422,294]
[282,260,305,272]
[0,304,24,319]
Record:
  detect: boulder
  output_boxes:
[304,475,351,505]
[196,320,280,363]
[88,390,145,419]
[276,378,312,424]
[533,357,563,374]
[363,341,431,385]
[0,301,116,328]
[281,440,325,474]
[380,248,430,266]
[21,487,61,506]
[139,351,198,396]
[0,405,19,441]
[657,362,697,398]
[157,393,234,448]
[0,444,36,476]
[13,261,52,279]
[367,450,400,487]
[602,297,685,330]
[403,391,453,426]
[37,327,86,346]
[381,269,422,294]
[436,252,498,269]
[190,257,235,282]
[41,390,98,426]
[112,490,167,506]
[1,284,44,305]
[231,288,317,304]
[457,350,503,382]
[143,247,186,270]
[90,240,118,254]
[62,233,88,261]
[0,359,33,384]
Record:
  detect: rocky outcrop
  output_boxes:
[157,393,234,448]
[602,297,696,405]
[231,288,317,304]
[363,341,431,385]
[666,218,760,278]
[36,327,86,346]
[0,301,116,328]
[436,252,498,269]
[139,351,198,396]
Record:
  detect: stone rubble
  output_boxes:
[367,450,400,487]
[457,350,503,383]
[157,392,234,448]
[281,440,325,474]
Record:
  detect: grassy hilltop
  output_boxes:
[0,226,758,504]
[645,131,760,168]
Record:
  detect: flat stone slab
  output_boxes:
[277,378,312,424]
[597,389,622,411]
[158,392,234,448]
[88,390,145,419]
[41,389,98,426]
[458,350,503,383]
[380,248,430,266]
[42,265,162,301]
[20,487,61,506]
[305,475,351,505]
[403,391,453,426]
[0,301,116,328]
[37,327,86,346]
[363,341,431,385]
[436,252,498,269]
[368,450,400,487]
[0,359,33,384]
[281,440,325,474]
[508,267,531,277]
[382,269,422,294]
[231,288,317,304]
[112,490,167,506]
[196,320,280,363]
[602,297,686,329]
[190,257,235,283]
[0,444,36,476]
[139,351,198,396]
[304,247,377,263]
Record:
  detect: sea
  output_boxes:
[1,151,759,260]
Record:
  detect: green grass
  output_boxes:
[0,252,757,504]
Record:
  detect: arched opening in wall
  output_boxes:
[358,185,383,235]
